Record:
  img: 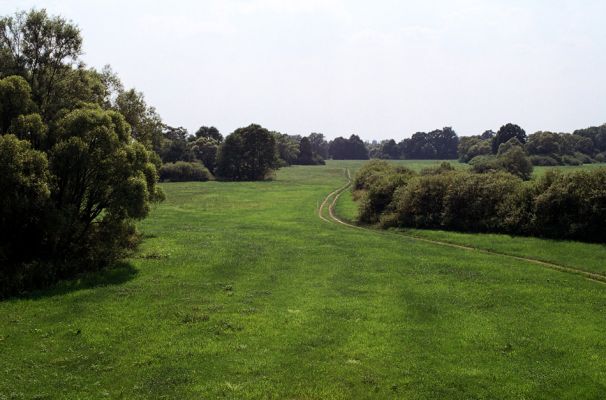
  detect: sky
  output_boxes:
[2,0,605,140]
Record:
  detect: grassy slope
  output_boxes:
[2,163,606,399]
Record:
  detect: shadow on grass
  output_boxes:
[7,261,138,302]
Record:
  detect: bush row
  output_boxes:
[355,162,606,242]
[159,161,211,182]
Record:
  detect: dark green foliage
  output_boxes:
[532,170,606,241]
[297,137,314,164]
[159,161,211,182]
[355,161,606,242]
[0,75,35,131]
[440,172,523,232]
[471,146,533,180]
[573,124,606,153]
[388,173,456,229]
[273,132,300,166]
[190,137,219,172]
[457,136,491,162]
[399,127,459,160]
[420,161,456,175]
[0,135,50,293]
[308,132,329,159]
[114,89,164,152]
[353,160,395,191]
[0,11,164,297]
[194,125,222,142]
[356,162,416,224]
[492,123,527,154]
[329,135,369,160]
[562,155,582,166]
[529,155,559,166]
[216,124,278,181]
[0,9,83,121]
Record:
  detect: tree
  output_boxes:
[0,10,166,296]
[493,123,527,154]
[525,131,562,156]
[471,146,533,180]
[49,106,164,264]
[308,132,328,159]
[481,130,495,140]
[0,134,50,290]
[195,126,223,142]
[114,89,164,151]
[430,127,459,159]
[216,124,278,181]
[273,132,299,166]
[329,134,369,160]
[297,137,314,164]
[458,136,491,162]
[380,139,400,159]
[0,75,34,132]
[160,125,194,163]
[191,137,219,172]
[0,9,83,120]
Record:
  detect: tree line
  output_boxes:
[157,124,328,182]
[354,160,606,243]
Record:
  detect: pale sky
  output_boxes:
[2,0,605,140]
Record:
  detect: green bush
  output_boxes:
[356,162,416,224]
[573,152,593,164]
[441,172,522,232]
[0,107,164,297]
[471,147,533,180]
[562,155,582,166]
[355,159,606,243]
[529,155,559,166]
[387,172,457,229]
[159,161,211,182]
[532,169,606,241]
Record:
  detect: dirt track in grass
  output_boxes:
[318,168,606,285]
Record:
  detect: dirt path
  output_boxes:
[319,168,606,285]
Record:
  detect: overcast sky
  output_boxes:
[2,0,605,140]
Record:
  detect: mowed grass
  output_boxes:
[2,163,606,399]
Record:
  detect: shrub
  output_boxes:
[441,172,523,232]
[159,161,211,182]
[471,147,533,180]
[420,162,456,175]
[595,152,606,163]
[353,160,394,191]
[0,106,164,297]
[573,152,593,164]
[355,159,606,243]
[531,169,606,241]
[529,155,559,166]
[356,162,416,224]
[562,155,582,166]
[388,172,457,229]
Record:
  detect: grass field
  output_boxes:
[2,161,606,399]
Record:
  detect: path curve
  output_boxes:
[319,168,606,285]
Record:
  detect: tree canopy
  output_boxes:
[216,124,278,181]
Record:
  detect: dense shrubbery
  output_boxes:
[0,10,164,296]
[159,161,211,182]
[470,146,533,180]
[354,162,606,242]
[459,123,606,167]
[354,161,416,223]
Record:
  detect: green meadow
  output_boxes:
[2,161,606,399]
